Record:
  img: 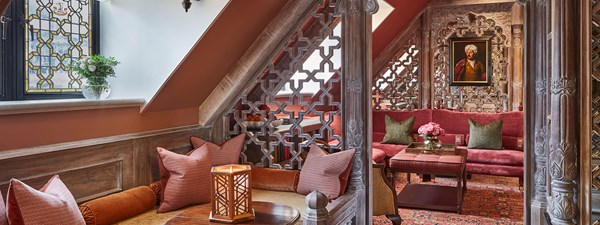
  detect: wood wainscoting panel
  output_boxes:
[0,125,211,203]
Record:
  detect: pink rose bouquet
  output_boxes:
[418,122,446,137]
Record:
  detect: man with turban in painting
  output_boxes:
[454,44,486,82]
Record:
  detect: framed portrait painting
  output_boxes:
[449,37,493,86]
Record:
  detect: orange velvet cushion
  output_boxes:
[79,186,156,225]
[156,145,211,213]
[251,167,299,192]
[148,182,161,206]
[6,175,85,225]
[190,134,245,166]
[296,145,355,200]
[0,190,7,225]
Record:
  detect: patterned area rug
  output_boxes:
[373,174,524,225]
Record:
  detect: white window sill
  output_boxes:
[0,98,145,116]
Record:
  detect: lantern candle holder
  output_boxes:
[210,164,254,223]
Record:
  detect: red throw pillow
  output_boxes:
[296,145,355,200]
[190,134,245,166]
[6,175,85,225]
[0,190,7,225]
[156,145,212,213]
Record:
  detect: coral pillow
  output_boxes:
[0,190,7,225]
[296,145,355,200]
[79,186,156,225]
[6,175,85,225]
[191,134,245,166]
[156,145,212,213]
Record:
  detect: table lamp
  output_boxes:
[210,164,254,223]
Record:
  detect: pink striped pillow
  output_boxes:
[156,145,212,213]
[6,175,85,225]
[0,190,7,225]
[191,134,245,166]
[296,145,355,200]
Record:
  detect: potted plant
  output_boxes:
[72,55,120,99]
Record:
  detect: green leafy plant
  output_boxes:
[72,55,120,86]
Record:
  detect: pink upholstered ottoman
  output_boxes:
[389,148,468,213]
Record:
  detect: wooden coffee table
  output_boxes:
[389,147,468,214]
[165,201,300,225]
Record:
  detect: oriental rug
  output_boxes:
[373,174,524,225]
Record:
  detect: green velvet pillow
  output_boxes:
[467,118,503,149]
[381,115,414,145]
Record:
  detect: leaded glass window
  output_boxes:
[0,0,99,100]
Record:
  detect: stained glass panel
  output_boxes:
[25,0,93,93]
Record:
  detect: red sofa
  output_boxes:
[372,109,524,184]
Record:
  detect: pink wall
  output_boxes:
[0,107,199,151]
[373,0,430,59]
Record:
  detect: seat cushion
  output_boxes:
[114,206,189,225]
[390,148,467,172]
[6,175,85,225]
[466,148,524,166]
[372,142,407,157]
[389,151,465,172]
[372,148,386,164]
[466,163,523,178]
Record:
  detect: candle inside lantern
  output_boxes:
[210,164,254,223]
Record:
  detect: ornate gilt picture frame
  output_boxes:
[449,36,493,86]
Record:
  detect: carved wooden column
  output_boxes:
[341,0,376,224]
[511,3,524,111]
[421,8,432,109]
[526,0,550,224]
[548,0,579,224]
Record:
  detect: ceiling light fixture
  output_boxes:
[182,0,199,13]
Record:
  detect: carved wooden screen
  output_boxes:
[223,1,342,169]
[372,31,421,111]
[431,5,512,112]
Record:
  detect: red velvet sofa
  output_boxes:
[372,109,524,184]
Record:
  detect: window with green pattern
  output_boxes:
[1,0,99,100]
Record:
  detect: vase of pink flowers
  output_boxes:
[418,122,446,150]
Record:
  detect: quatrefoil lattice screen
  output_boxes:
[223,1,343,169]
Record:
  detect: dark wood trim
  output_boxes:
[580,0,592,223]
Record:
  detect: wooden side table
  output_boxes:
[165,201,300,225]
